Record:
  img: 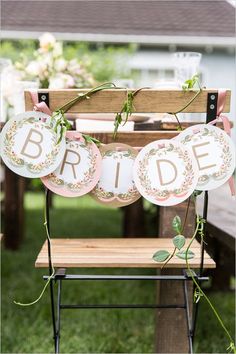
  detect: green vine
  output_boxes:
[113,87,148,139]
[82,134,101,146]
[14,195,55,306]
[152,194,235,353]
[52,82,117,144]
[112,75,203,136]
[168,74,204,131]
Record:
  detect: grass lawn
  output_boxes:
[1,192,235,353]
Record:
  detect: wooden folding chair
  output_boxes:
[25,88,230,353]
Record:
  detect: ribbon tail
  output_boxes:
[35,102,52,116]
[228,176,236,197]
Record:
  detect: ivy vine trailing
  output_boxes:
[51,82,117,144]
[152,192,236,353]
[112,75,203,137]
[14,197,55,306]
[113,87,148,138]
[168,74,204,131]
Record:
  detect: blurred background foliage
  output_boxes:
[1,39,137,83]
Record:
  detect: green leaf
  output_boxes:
[173,235,186,250]
[152,250,170,262]
[182,74,199,91]
[172,215,182,234]
[176,250,195,260]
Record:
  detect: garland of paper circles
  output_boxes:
[0,111,66,178]
[90,143,141,207]
[41,132,102,197]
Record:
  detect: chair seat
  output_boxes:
[35,238,215,269]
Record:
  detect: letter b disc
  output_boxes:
[0,112,66,178]
[133,139,199,206]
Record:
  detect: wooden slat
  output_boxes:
[36,238,204,247]
[25,89,231,113]
[160,121,233,130]
[83,131,178,146]
[35,238,215,268]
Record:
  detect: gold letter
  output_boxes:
[114,162,120,188]
[20,128,43,159]
[156,159,177,186]
[60,149,81,179]
[192,142,216,171]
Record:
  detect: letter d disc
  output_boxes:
[133,139,199,206]
[0,111,66,178]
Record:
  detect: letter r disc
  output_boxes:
[41,132,102,197]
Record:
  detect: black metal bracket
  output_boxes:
[44,273,209,282]
[38,92,50,108]
[206,92,218,123]
[55,268,66,279]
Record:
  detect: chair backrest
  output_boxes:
[24,89,231,146]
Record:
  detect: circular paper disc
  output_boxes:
[176,124,236,190]
[0,111,66,178]
[133,139,199,206]
[90,143,141,207]
[41,132,102,197]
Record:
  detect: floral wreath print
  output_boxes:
[91,185,140,202]
[91,149,140,202]
[137,144,195,202]
[47,140,97,192]
[4,117,60,173]
[101,149,137,160]
[181,127,233,186]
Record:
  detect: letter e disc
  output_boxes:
[90,143,141,207]
[0,111,66,178]
[176,124,236,190]
[133,139,199,206]
[41,132,102,197]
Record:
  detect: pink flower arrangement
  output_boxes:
[15,33,95,89]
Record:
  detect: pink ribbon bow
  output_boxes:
[66,131,83,141]
[30,91,52,116]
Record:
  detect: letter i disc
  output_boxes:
[90,143,141,207]
[0,111,66,178]
[133,139,199,206]
[41,131,102,197]
[176,124,236,190]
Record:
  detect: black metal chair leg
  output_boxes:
[191,283,199,345]
[183,279,193,354]
[55,279,62,354]
[46,188,57,352]
[48,279,57,353]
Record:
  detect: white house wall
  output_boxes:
[127,50,236,141]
